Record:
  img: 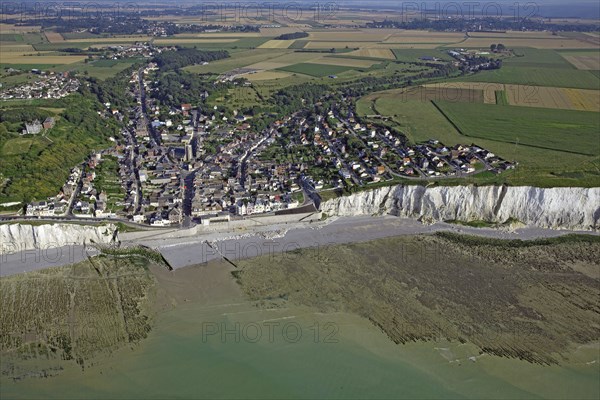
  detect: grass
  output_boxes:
[277,62,355,77]
[1,137,36,155]
[434,100,600,156]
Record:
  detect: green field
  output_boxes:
[0,34,23,42]
[454,66,599,89]
[289,40,309,49]
[1,137,36,155]
[277,62,355,77]
[435,101,599,155]
[184,49,288,74]
[392,49,454,63]
[504,48,576,69]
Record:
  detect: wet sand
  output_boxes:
[3,256,598,399]
[1,216,597,277]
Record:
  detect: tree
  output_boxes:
[497,43,506,51]
[490,44,497,52]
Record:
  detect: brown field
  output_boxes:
[0,44,35,52]
[346,48,396,59]
[452,37,600,49]
[562,54,600,70]
[257,39,296,49]
[43,31,64,43]
[245,70,293,81]
[0,23,41,33]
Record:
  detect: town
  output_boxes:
[20,55,514,226]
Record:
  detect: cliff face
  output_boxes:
[320,185,600,230]
[0,223,118,255]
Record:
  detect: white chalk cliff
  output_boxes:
[0,223,118,255]
[320,185,600,231]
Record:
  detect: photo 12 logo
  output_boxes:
[399,2,540,22]
[201,320,339,344]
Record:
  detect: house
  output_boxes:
[42,117,55,130]
[181,104,192,112]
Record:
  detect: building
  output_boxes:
[22,120,42,135]
[42,117,55,130]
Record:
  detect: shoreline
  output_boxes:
[1,215,598,277]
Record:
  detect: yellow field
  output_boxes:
[0,51,87,64]
[245,70,293,81]
[426,82,600,111]
[562,54,600,70]
[346,48,396,59]
[258,40,296,49]
[154,38,238,45]
[423,82,502,104]
[44,31,64,43]
[312,56,380,68]
[452,37,599,49]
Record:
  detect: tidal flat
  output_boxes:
[1,234,599,399]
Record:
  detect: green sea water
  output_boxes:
[2,299,598,399]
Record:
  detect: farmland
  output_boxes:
[454,66,599,89]
[435,101,600,156]
[277,62,355,77]
[560,50,600,70]
[357,84,600,187]
[423,82,600,111]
